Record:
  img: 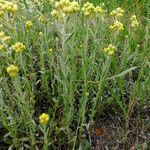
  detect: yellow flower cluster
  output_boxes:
[110,7,124,18]
[109,20,124,31]
[39,113,49,125]
[7,65,19,77]
[12,42,26,53]
[2,36,11,42]
[104,44,116,55]
[38,15,47,23]
[51,0,80,19]
[0,31,11,43]
[81,2,95,16]
[26,21,33,29]
[0,31,5,38]
[95,6,104,15]
[81,2,104,17]
[130,15,139,28]
[0,0,18,16]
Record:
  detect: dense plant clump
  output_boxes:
[0,0,149,149]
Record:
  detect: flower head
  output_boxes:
[104,44,116,55]
[94,6,104,15]
[130,15,139,28]
[26,21,33,29]
[38,15,47,23]
[3,1,18,13]
[0,31,5,39]
[63,1,80,14]
[0,32,11,43]
[110,7,124,18]
[39,113,49,125]
[109,21,124,31]
[12,42,26,53]
[1,36,11,43]
[7,65,19,77]
[82,2,105,17]
[51,0,80,20]
[81,2,95,17]
[51,9,61,19]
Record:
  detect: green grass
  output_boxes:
[0,0,149,149]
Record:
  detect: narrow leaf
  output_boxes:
[108,66,139,80]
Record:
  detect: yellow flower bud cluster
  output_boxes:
[104,44,116,55]
[0,31,5,39]
[81,2,95,16]
[110,7,124,18]
[38,15,47,23]
[94,6,104,15]
[2,36,11,42]
[130,15,139,28]
[39,113,49,125]
[12,42,26,53]
[0,31,11,43]
[26,21,33,29]
[51,0,80,19]
[109,20,124,32]
[0,0,18,16]
[81,2,104,17]
[7,65,19,77]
